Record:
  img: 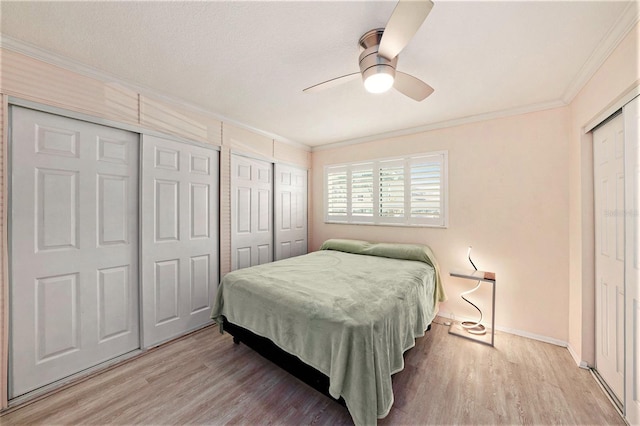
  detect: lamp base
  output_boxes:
[448,320,493,346]
[461,321,486,335]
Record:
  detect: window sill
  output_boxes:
[324,220,448,229]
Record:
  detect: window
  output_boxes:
[324,151,448,227]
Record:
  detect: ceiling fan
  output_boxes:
[303,0,435,101]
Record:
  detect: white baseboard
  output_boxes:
[437,311,590,369]
[567,343,590,369]
[437,310,568,348]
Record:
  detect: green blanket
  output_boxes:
[211,247,442,425]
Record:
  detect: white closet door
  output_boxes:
[624,96,640,425]
[594,113,625,401]
[141,135,219,348]
[231,154,273,270]
[10,106,139,398]
[274,164,307,260]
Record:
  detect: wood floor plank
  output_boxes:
[0,319,624,425]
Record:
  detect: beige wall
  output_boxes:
[311,107,571,342]
[0,48,310,408]
[567,22,640,366]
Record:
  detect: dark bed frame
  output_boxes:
[222,316,431,408]
[222,316,346,406]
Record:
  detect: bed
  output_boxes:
[211,239,446,425]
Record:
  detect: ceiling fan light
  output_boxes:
[364,73,394,93]
[363,68,394,94]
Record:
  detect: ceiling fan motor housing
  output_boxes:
[358,29,398,83]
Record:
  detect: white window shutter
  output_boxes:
[410,154,445,226]
[351,164,374,219]
[326,166,348,221]
[379,160,405,222]
[325,151,448,228]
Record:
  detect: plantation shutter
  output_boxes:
[410,155,444,225]
[351,163,374,221]
[324,151,447,227]
[379,159,405,223]
[326,166,348,221]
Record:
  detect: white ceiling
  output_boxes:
[0,1,636,147]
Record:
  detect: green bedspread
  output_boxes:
[211,242,444,425]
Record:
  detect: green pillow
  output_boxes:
[320,238,447,303]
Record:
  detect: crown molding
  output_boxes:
[0,34,310,152]
[584,81,640,133]
[561,1,640,104]
[311,99,567,152]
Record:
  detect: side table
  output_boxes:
[448,269,496,347]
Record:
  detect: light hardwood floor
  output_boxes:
[0,318,623,425]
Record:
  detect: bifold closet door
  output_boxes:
[10,106,140,398]
[274,164,308,260]
[141,135,219,348]
[231,154,272,270]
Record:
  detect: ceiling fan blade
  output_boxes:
[378,0,434,61]
[303,73,360,93]
[394,71,434,101]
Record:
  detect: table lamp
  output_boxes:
[460,246,486,335]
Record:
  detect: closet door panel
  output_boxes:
[594,114,625,401]
[141,135,219,348]
[10,106,139,398]
[231,155,273,270]
[624,96,640,425]
[274,164,307,261]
